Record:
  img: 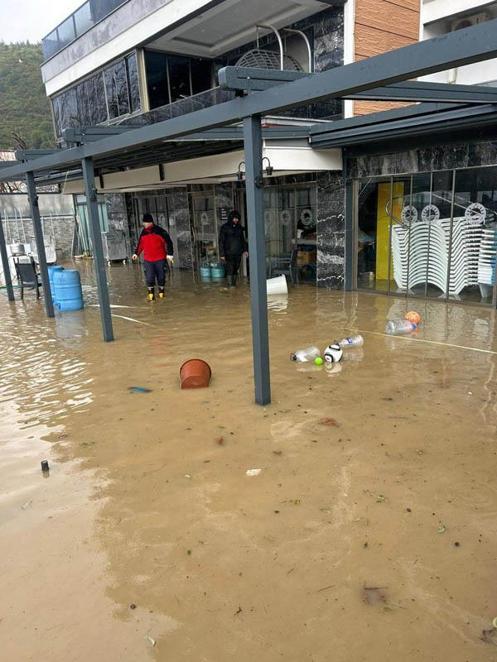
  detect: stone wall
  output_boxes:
[348,139,497,178]
[316,172,346,289]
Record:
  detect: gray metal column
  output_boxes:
[81,157,114,342]
[0,213,14,301]
[243,115,271,405]
[26,171,54,317]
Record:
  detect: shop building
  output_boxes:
[31,0,497,305]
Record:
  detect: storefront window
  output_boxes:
[356,166,497,305]
[264,184,317,282]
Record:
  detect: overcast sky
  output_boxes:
[0,0,83,43]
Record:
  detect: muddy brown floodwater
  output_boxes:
[1,263,497,661]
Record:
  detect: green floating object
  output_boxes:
[314,357,324,366]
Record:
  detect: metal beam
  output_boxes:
[16,149,60,161]
[26,171,54,318]
[0,213,14,302]
[243,115,271,406]
[3,17,497,181]
[81,157,114,342]
[220,66,497,104]
[310,103,497,148]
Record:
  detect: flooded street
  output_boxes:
[1,263,497,661]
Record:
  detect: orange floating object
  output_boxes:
[180,359,212,389]
[405,311,422,325]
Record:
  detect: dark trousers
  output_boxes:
[225,254,242,277]
[144,259,167,288]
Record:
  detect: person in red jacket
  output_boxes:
[132,213,174,301]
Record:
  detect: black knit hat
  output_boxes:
[142,213,154,223]
[229,209,241,223]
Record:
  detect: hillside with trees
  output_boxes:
[0,42,54,150]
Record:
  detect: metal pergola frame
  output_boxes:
[2,18,497,405]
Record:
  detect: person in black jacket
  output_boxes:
[219,210,247,288]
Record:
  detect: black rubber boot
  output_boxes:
[232,274,238,287]
[227,275,234,288]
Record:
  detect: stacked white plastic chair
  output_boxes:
[391,203,489,296]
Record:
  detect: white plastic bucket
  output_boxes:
[266,275,288,296]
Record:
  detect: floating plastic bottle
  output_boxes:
[338,335,364,348]
[290,346,321,363]
[385,319,417,335]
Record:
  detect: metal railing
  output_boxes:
[42,0,129,60]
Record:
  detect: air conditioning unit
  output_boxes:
[451,12,489,32]
[447,12,490,83]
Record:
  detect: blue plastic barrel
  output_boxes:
[199,266,211,281]
[48,265,64,303]
[210,264,225,280]
[53,269,84,312]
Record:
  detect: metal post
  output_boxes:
[81,157,114,342]
[0,213,14,301]
[26,171,54,317]
[243,115,271,405]
[343,153,354,291]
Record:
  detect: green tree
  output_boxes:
[0,42,55,150]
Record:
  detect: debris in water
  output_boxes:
[376,494,386,503]
[234,606,242,616]
[145,635,156,648]
[437,523,447,534]
[362,586,387,605]
[128,386,152,394]
[216,437,225,445]
[317,584,335,593]
[272,450,283,456]
[493,617,497,629]
[246,468,262,477]
[319,417,339,427]
[41,460,49,473]
[184,474,192,479]
[454,541,460,547]
[129,603,137,610]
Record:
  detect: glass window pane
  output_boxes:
[104,59,130,118]
[190,58,212,95]
[77,75,107,127]
[126,53,141,113]
[405,173,434,298]
[144,51,170,109]
[43,30,59,59]
[57,17,76,48]
[52,87,80,136]
[450,167,497,303]
[167,55,191,102]
[357,178,390,292]
[74,2,94,35]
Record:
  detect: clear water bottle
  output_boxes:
[338,335,364,348]
[385,319,417,335]
[290,346,321,362]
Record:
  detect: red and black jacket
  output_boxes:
[135,225,174,262]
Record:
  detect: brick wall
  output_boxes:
[353,0,420,116]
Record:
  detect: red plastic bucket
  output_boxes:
[180,359,212,389]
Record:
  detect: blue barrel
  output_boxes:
[199,265,211,282]
[53,269,84,312]
[48,265,64,303]
[210,264,225,280]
